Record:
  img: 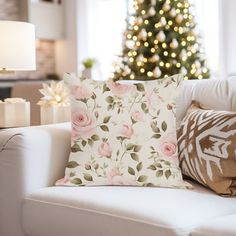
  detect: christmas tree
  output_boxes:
[112,0,210,81]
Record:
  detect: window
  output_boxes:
[190,0,220,76]
[86,0,127,80]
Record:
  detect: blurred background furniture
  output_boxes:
[0,79,64,126]
[11,81,46,125]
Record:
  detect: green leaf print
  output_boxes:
[134,145,142,152]
[105,96,114,103]
[103,84,110,93]
[100,125,109,132]
[71,178,82,185]
[135,83,145,92]
[81,140,87,147]
[130,153,139,161]
[152,134,161,139]
[71,144,83,152]
[126,143,135,151]
[148,165,156,170]
[151,122,160,133]
[165,170,171,179]
[103,116,111,123]
[66,161,79,168]
[136,162,143,171]
[88,139,94,147]
[161,121,167,132]
[128,167,135,175]
[84,173,93,181]
[91,135,99,141]
[156,170,163,177]
[137,175,147,182]
[141,103,148,113]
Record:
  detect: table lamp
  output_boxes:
[0,21,36,73]
[0,21,36,128]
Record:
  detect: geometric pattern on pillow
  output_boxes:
[178,101,236,196]
[56,73,190,189]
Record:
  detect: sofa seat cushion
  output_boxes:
[192,214,236,236]
[22,182,236,236]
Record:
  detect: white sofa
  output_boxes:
[0,79,236,236]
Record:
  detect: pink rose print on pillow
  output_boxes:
[71,129,79,142]
[160,133,178,162]
[107,81,136,97]
[109,167,121,178]
[71,109,96,140]
[120,124,134,139]
[131,110,145,122]
[145,88,164,110]
[107,167,137,186]
[98,141,112,157]
[70,84,92,100]
[55,175,69,186]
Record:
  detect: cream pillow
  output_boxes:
[56,73,189,188]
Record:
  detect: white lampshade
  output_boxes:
[0,21,36,71]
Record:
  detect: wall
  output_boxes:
[55,0,79,77]
[0,0,56,79]
[0,0,19,20]
[55,0,94,78]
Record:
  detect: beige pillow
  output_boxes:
[56,73,190,189]
[178,101,236,196]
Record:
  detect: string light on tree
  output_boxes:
[159,61,165,67]
[113,0,210,81]
[130,74,135,80]
[162,42,167,48]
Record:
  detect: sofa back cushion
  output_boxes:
[176,79,233,126]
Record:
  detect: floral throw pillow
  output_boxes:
[56,73,189,188]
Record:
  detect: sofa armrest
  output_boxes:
[0,122,71,236]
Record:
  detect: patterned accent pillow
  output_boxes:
[57,73,189,188]
[178,101,236,196]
